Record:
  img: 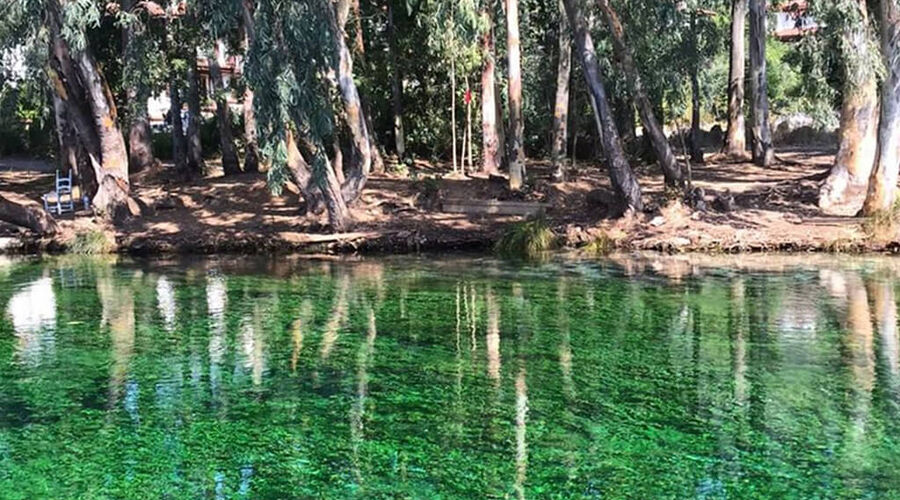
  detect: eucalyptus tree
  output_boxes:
[550,0,571,180]
[594,0,683,187]
[120,0,159,173]
[42,0,137,217]
[480,0,501,174]
[245,0,375,230]
[507,0,526,189]
[819,0,879,215]
[863,1,900,214]
[562,0,642,212]
[723,0,746,157]
[748,0,772,166]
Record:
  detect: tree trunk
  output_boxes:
[821,0,879,215]
[122,0,155,174]
[209,41,242,176]
[507,0,526,190]
[329,0,373,204]
[613,92,635,149]
[724,0,747,157]
[862,2,900,214]
[0,193,59,235]
[52,93,80,176]
[689,14,704,165]
[595,0,682,187]
[481,9,501,175]
[452,57,458,174]
[295,129,351,231]
[284,128,325,215]
[551,0,572,181]
[170,77,188,175]
[387,3,406,158]
[563,0,642,213]
[186,61,205,175]
[240,25,261,173]
[748,0,773,166]
[47,0,133,219]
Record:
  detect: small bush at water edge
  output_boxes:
[495,217,556,258]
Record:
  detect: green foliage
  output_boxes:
[494,215,556,258]
[68,230,115,254]
[584,231,616,256]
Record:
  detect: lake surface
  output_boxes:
[1,253,899,498]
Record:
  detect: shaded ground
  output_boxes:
[0,148,884,254]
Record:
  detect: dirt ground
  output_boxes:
[0,148,886,254]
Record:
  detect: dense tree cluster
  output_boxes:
[1,0,900,232]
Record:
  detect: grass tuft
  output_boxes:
[583,232,616,256]
[495,216,556,258]
[68,230,115,255]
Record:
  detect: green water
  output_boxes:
[1,254,899,499]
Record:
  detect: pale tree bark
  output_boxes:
[122,0,155,174]
[387,3,406,158]
[329,0,373,204]
[186,61,205,175]
[551,0,572,180]
[47,0,135,219]
[481,7,501,175]
[822,0,879,215]
[209,40,242,175]
[0,193,59,235]
[748,0,773,166]
[863,1,900,215]
[723,0,747,156]
[595,0,682,187]
[563,0,643,212]
[507,0,526,190]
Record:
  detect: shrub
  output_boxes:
[68,230,115,255]
[495,216,556,258]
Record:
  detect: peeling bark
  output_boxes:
[724,0,747,157]
[507,0,526,190]
[48,0,134,219]
[481,8,501,175]
[329,0,372,204]
[863,1,900,214]
[563,0,642,213]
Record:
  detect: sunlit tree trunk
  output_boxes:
[551,0,572,180]
[863,2,900,214]
[186,61,205,175]
[387,3,406,158]
[209,40,242,175]
[481,7,501,175]
[47,0,134,218]
[748,0,773,166]
[820,0,879,215]
[507,0,526,190]
[330,0,372,204]
[563,0,643,212]
[724,0,747,156]
[595,0,682,187]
